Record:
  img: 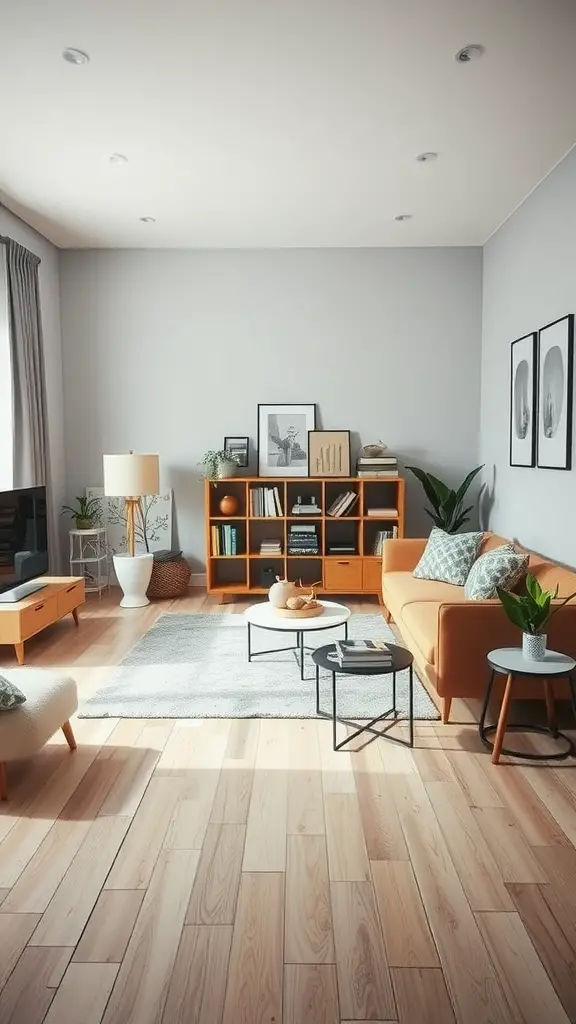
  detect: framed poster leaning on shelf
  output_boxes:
[257,403,316,477]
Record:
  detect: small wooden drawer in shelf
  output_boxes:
[324,559,363,592]
[362,559,383,592]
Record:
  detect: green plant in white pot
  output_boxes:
[199,450,239,480]
[497,574,576,661]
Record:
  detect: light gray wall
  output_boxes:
[60,247,482,570]
[0,205,65,569]
[480,146,576,565]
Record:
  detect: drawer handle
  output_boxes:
[66,585,76,593]
[34,603,44,611]
[337,561,350,565]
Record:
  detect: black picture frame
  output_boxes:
[257,403,317,477]
[308,430,352,477]
[537,314,574,471]
[224,436,249,468]
[509,332,537,467]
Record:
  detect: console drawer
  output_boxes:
[57,580,85,618]
[20,594,58,640]
[363,559,383,592]
[324,559,363,592]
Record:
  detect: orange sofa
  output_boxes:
[381,533,576,723]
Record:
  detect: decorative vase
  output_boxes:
[362,443,387,458]
[522,632,547,662]
[219,494,239,516]
[268,577,300,609]
[113,552,154,608]
[217,460,237,479]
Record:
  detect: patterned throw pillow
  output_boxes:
[413,528,483,586]
[464,545,529,600]
[0,676,26,712]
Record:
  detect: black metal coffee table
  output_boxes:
[312,642,414,751]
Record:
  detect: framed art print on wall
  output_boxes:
[308,430,351,476]
[537,314,574,470]
[510,332,537,467]
[257,403,316,476]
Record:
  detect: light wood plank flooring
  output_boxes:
[1,590,576,1023]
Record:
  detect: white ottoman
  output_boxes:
[0,670,78,799]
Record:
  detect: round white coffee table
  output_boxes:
[245,600,351,680]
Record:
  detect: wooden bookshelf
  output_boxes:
[205,476,405,600]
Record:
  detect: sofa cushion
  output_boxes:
[383,571,470,613]
[413,528,483,586]
[0,676,26,712]
[401,603,439,664]
[464,545,529,600]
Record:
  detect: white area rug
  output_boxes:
[79,612,439,720]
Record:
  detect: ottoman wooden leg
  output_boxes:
[62,721,77,751]
[0,763,7,801]
[492,673,514,764]
[72,607,79,626]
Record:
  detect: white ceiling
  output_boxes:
[1,0,576,248]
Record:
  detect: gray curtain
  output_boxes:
[3,238,48,487]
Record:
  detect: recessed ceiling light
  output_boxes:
[416,152,438,163]
[139,216,156,224]
[455,44,485,63]
[393,214,412,222]
[62,47,90,65]
[109,153,128,164]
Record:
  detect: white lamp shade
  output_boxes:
[103,453,160,497]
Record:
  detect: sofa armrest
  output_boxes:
[437,601,576,697]
[381,539,427,574]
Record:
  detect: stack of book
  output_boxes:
[357,455,398,477]
[372,527,398,555]
[211,524,238,555]
[326,491,359,517]
[291,496,321,514]
[260,539,282,556]
[250,487,283,516]
[367,507,398,518]
[328,544,356,555]
[334,639,394,668]
[288,524,319,555]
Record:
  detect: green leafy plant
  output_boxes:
[199,450,239,480]
[61,495,101,528]
[497,573,576,635]
[405,465,484,534]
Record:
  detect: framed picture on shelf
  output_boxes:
[509,332,537,467]
[308,430,351,476]
[537,314,574,470]
[224,436,249,468]
[257,403,316,477]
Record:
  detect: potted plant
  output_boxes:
[497,573,576,661]
[199,450,239,480]
[405,465,484,534]
[61,495,102,530]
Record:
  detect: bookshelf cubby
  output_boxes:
[205,476,405,599]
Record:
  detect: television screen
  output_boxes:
[0,486,48,593]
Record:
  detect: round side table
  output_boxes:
[479,647,576,764]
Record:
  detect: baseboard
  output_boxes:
[189,573,207,588]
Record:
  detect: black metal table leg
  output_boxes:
[316,663,321,715]
[392,670,397,718]
[300,630,305,681]
[332,670,338,750]
[344,620,349,641]
[247,622,252,662]
[478,668,495,744]
[409,663,414,748]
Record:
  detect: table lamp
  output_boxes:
[103,452,160,607]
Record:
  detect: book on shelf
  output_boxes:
[291,505,321,515]
[250,486,283,517]
[357,470,399,478]
[372,526,398,555]
[367,508,398,517]
[290,524,316,533]
[260,539,282,555]
[334,639,394,667]
[328,545,356,554]
[212,524,239,556]
[326,491,359,517]
[357,456,397,465]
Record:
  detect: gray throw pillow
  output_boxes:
[0,675,26,712]
[413,528,483,586]
[465,545,529,600]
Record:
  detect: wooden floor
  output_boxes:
[1,591,576,1024]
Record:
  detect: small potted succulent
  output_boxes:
[497,573,576,661]
[199,450,239,480]
[61,495,101,531]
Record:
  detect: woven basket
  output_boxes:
[147,556,191,599]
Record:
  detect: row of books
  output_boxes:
[326,491,359,517]
[334,639,394,668]
[249,487,283,517]
[211,524,239,556]
[260,539,282,555]
[372,526,398,555]
[288,524,319,555]
[357,455,399,478]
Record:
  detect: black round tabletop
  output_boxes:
[312,642,413,675]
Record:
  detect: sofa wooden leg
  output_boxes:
[441,697,452,725]
[0,762,7,801]
[62,721,77,751]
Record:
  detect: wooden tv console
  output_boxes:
[0,576,85,665]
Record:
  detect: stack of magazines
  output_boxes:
[334,639,393,668]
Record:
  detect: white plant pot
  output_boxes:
[113,553,153,608]
[217,460,237,479]
[522,632,547,662]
